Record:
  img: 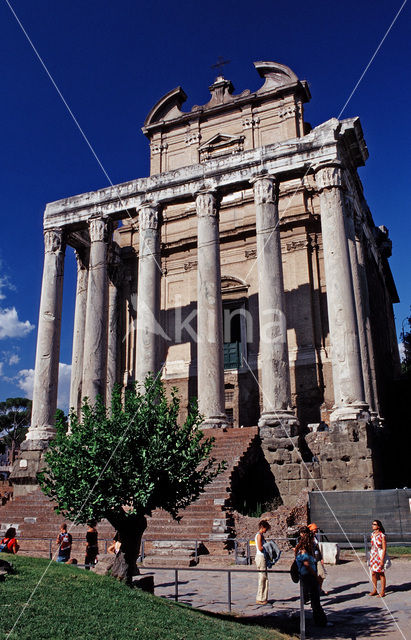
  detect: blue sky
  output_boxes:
[0,0,410,409]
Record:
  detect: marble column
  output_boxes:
[82,216,109,404]
[314,163,368,422]
[252,174,297,431]
[69,249,88,416]
[26,229,66,443]
[345,198,377,415]
[135,202,161,386]
[196,190,228,428]
[354,211,379,415]
[106,244,121,408]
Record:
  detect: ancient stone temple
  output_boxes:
[12,61,400,504]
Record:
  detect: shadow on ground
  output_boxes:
[170,600,402,639]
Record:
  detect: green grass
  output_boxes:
[0,557,292,640]
[386,546,411,556]
[354,546,411,556]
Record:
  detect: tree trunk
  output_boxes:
[107,511,147,585]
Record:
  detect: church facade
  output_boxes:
[13,62,400,503]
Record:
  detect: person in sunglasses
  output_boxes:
[368,520,387,597]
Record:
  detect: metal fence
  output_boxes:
[10,532,411,563]
[132,565,308,640]
[309,488,411,544]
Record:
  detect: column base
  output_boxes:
[9,427,56,497]
[258,411,299,437]
[329,403,370,425]
[201,416,231,430]
[25,425,57,444]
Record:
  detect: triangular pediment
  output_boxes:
[199,133,244,150]
[199,132,245,162]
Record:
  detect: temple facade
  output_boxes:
[12,62,400,503]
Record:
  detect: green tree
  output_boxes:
[38,378,224,583]
[0,397,32,463]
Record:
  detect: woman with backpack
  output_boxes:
[295,531,331,627]
[0,527,19,554]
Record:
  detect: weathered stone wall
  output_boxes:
[260,421,376,506]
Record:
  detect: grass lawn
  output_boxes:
[0,557,293,640]
[354,546,411,557]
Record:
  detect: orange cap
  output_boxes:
[308,523,318,531]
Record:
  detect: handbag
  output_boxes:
[290,559,300,583]
[378,547,391,570]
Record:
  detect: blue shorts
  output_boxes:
[56,555,69,563]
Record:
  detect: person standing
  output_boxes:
[85,520,99,569]
[368,519,387,597]
[255,519,270,605]
[56,523,72,563]
[308,523,327,594]
[295,532,329,627]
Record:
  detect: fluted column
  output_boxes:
[135,203,161,385]
[82,216,109,404]
[26,229,65,442]
[69,249,88,415]
[315,163,367,422]
[252,174,297,431]
[196,190,228,428]
[106,244,121,408]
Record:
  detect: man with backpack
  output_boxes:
[56,523,72,563]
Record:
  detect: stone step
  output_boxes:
[142,556,196,568]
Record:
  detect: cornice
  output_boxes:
[44,119,345,231]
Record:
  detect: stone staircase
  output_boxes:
[143,427,259,565]
[0,427,259,565]
[0,489,115,560]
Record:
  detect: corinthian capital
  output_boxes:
[195,191,218,218]
[251,174,277,205]
[314,163,343,191]
[44,229,65,254]
[89,216,108,243]
[139,203,159,231]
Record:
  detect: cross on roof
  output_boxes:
[211,56,231,74]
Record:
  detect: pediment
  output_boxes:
[199,133,245,161]
[199,133,243,150]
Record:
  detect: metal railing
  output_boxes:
[9,537,114,559]
[139,565,307,640]
[8,532,411,563]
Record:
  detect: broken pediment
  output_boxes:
[144,87,187,128]
[198,133,245,162]
[143,61,310,133]
[254,61,299,93]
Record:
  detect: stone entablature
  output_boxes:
[43,117,366,230]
